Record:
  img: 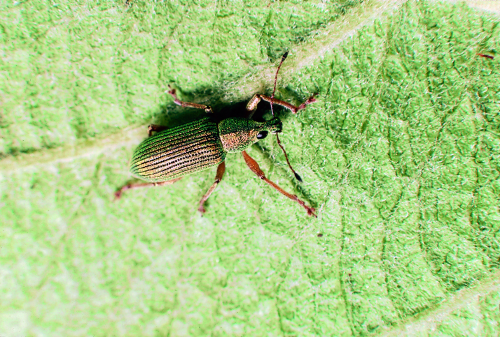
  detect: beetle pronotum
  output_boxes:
[115,53,317,216]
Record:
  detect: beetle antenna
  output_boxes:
[276,133,303,182]
[270,52,302,182]
[270,51,288,117]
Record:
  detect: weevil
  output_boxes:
[115,52,318,216]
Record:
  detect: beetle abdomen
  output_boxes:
[130,117,226,182]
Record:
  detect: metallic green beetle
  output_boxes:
[115,54,317,216]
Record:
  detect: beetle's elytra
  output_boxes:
[130,117,283,182]
[115,53,318,216]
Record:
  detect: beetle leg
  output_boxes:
[246,93,318,114]
[114,177,182,200]
[198,161,225,214]
[148,124,169,137]
[242,151,316,217]
[167,86,213,114]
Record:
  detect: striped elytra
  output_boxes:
[130,117,226,182]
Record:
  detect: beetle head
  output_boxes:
[218,117,282,153]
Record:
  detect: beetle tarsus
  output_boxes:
[296,93,318,113]
[114,190,123,200]
[198,205,207,214]
[307,207,317,218]
[114,178,182,200]
[114,184,132,200]
[167,85,214,113]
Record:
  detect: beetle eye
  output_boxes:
[256,131,268,139]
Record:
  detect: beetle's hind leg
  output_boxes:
[168,86,213,114]
[198,161,226,214]
[242,151,316,217]
[246,93,317,114]
[114,177,182,200]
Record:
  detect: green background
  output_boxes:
[1,0,500,336]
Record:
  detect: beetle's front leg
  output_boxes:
[242,151,316,217]
[246,93,317,114]
[168,86,213,114]
[114,177,182,200]
[198,161,225,214]
[245,94,261,117]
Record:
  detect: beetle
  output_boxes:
[115,52,317,216]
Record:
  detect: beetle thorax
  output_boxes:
[218,117,282,153]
